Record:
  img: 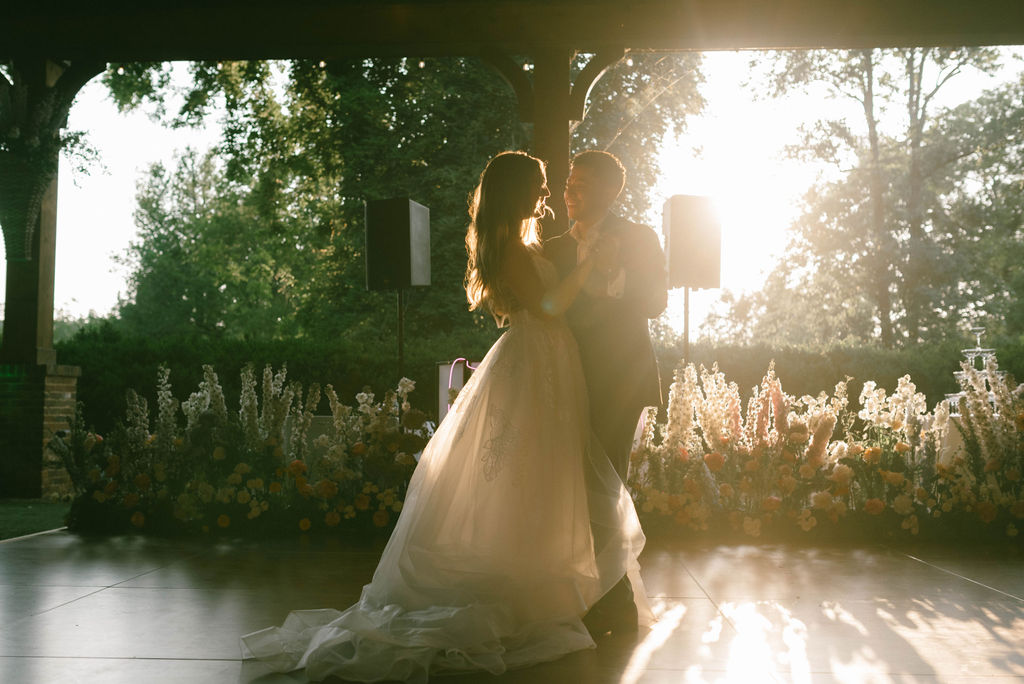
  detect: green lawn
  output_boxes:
[0,499,70,541]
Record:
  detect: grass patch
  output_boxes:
[0,499,70,540]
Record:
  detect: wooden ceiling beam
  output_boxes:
[3,0,1024,62]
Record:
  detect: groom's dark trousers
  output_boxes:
[546,214,668,628]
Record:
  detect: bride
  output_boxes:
[241,151,648,683]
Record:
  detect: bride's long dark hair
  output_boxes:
[464,151,545,323]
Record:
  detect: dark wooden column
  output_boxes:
[0,59,99,497]
[2,175,58,367]
[531,48,573,237]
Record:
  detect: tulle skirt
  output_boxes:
[241,312,647,682]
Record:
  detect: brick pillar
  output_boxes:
[0,363,79,498]
[41,365,80,499]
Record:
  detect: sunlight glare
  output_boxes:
[619,602,687,684]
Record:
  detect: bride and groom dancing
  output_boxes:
[242,149,668,682]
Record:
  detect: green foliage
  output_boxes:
[716,49,1022,348]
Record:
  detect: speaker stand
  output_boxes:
[683,286,690,366]
[397,289,406,380]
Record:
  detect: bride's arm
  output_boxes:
[500,242,600,319]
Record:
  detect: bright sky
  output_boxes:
[0,51,1018,330]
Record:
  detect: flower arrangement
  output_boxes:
[58,355,1023,544]
[627,358,1024,542]
[60,365,430,538]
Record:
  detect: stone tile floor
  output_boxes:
[0,530,1020,683]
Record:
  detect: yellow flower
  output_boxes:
[212,446,226,461]
[372,510,390,527]
[133,473,151,490]
[391,501,404,513]
[92,490,108,503]
[236,490,251,505]
[863,447,882,464]
[894,442,912,454]
[268,481,282,494]
[226,473,242,485]
[299,518,312,531]
[217,514,231,528]
[799,463,816,479]
[246,478,265,491]
[325,511,341,527]
[234,462,251,475]
[354,494,371,511]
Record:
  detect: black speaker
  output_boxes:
[365,198,431,290]
[662,195,721,290]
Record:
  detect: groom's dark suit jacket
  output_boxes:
[545,214,668,480]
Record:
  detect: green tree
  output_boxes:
[714,48,1013,348]
[97,55,704,368]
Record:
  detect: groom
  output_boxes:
[545,150,668,636]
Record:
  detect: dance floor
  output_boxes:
[0,529,1020,683]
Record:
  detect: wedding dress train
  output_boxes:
[241,252,647,682]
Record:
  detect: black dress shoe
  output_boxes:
[583,600,638,639]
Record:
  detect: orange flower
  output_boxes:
[744,458,760,473]
[703,451,723,472]
[863,447,882,464]
[315,479,339,499]
[864,498,885,515]
[123,493,140,508]
[325,511,341,527]
[778,475,797,495]
[781,449,797,464]
[350,442,367,456]
[287,460,308,477]
[298,518,312,531]
[268,481,282,494]
[298,483,314,498]
[915,487,929,502]
[718,483,734,498]
[1006,468,1021,483]
[799,463,816,479]
[133,473,151,490]
[372,510,390,527]
[984,458,1002,473]
[880,470,906,487]
[104,481,119,495]
[130,511,145,528]
[354,494,371,511]
[976,501,998,524]
[217,514,231,528]
[894,442,912,454]
[762,496,781,512]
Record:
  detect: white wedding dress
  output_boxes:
[241,251,648,683]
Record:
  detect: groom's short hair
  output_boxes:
[570,150,626,198]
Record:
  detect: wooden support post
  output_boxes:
[531,48,573,237]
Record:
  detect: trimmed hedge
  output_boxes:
[57,320,1024,436]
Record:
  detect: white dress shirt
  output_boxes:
[570,215,626,299]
